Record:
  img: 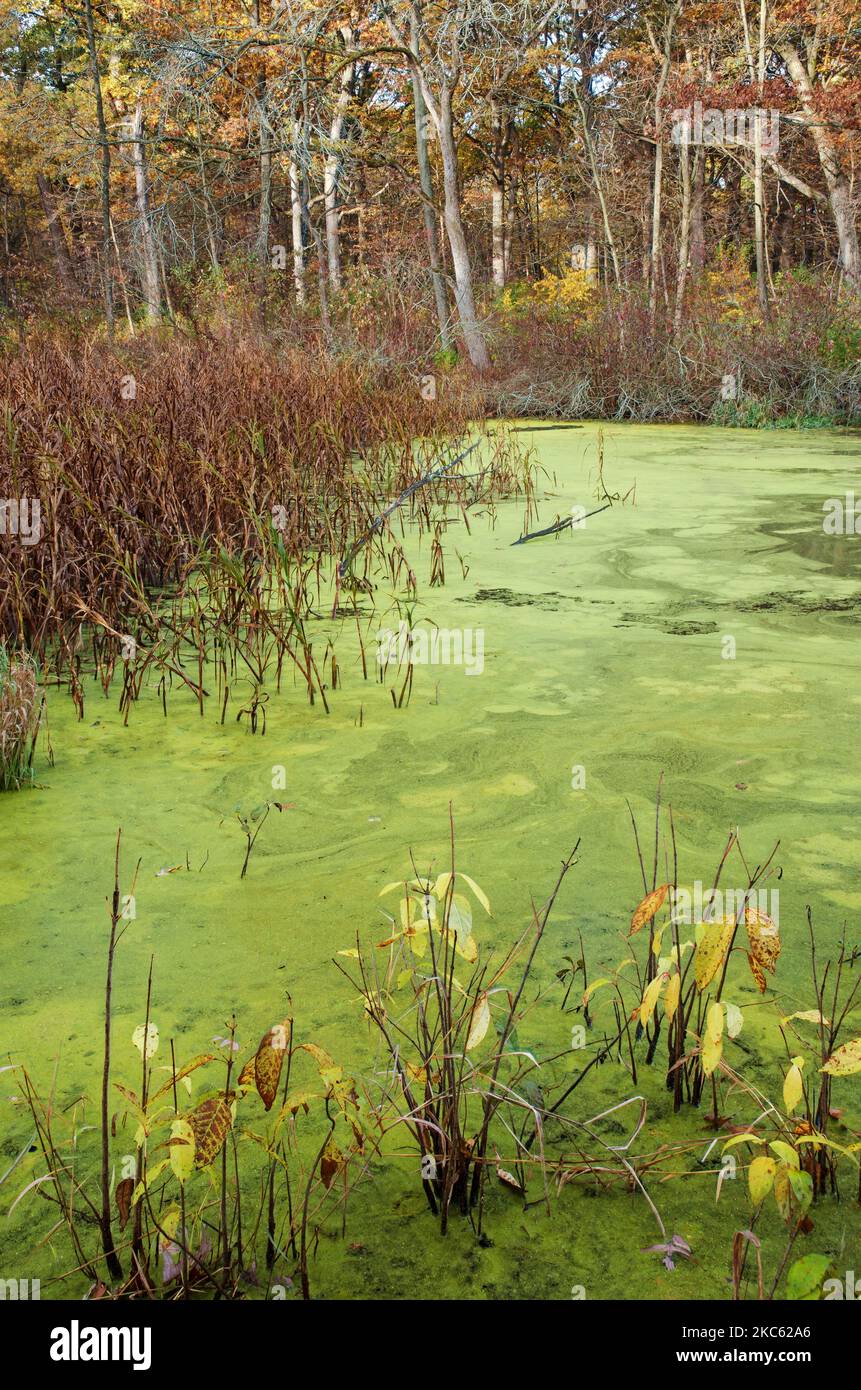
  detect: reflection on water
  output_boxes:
[759,508,861,581]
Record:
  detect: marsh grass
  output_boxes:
[13,829,365,1300]
[0,645,40,789]
[0,332,534,728]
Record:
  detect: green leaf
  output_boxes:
[785,1253,831,1301]
[769,1140,800,1170]
[458,873,491,915]
[787,1167,813,1213]
[448,893,473,942]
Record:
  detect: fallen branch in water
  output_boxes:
[338,440,480,577]
[512,501,611,546]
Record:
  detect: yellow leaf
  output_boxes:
[458,873,491,915]
[821,1039,861,1076]
[721,1132,766,1153]
[784,1058,805,1112]
[695,917,735,991]
[169,1118,195,1184]
[701,1001,725,1077]
[456,933,478,963]
[299,1043,337,1074]
[433,871,453,900]
[150,1054,216,1104]
[638,973,666,1027]
[664,972,681,1022]
[628,883,669,936]
[466,993,491,1051]
[279,1088,319,1118]
[748,1155,777,1203]
[160,1206,181,1248]
[583,977,612,1007]
[781,1010,829,1026]
[769,1141,800,1170]
[774,1165,792,1221]
[132,1023,159,1060]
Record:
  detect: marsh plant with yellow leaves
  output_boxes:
[9,788,860,1302]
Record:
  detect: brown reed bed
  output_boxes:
[0,644,41,788]
[0,331,533,725]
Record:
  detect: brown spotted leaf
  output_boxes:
[320,1137,345,1190]
[254,1019,292,1111]
[149,1054,217,1105]
[237,1057,257,1090]
[820,1039,861,1077]
[189,1096,233,1169]
[748,952,767,994]
[497,1164,525,1195]
[745,907,781,977]
[115,1177,134,1231]
[628,884,669,936]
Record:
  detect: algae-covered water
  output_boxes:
[2,421,860,1300]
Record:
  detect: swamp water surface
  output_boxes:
[3,421,861,1299]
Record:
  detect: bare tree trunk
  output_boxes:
[574,87,622,285]
[289,155,306,305]
[256,92,272,266]
[490,102,511,289]
[434,82,490,369]
[585,236,599,285]
[410,13,450,346]
[673,135,692,337]
[83,0,114,338]
[390,6,488,366]
[648,3,680,321]
[130,102,161,321]
[779,41,860,285]
[491,179,505,288]
[739,0,769,315]
[36,174,77,298]
[253,1,271,272]
[505,175,516,276]
[690,149,705,271]
[324,27,358,293]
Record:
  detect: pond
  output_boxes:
[3,420,860,1299]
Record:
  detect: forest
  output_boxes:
[0,0,859,1327]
